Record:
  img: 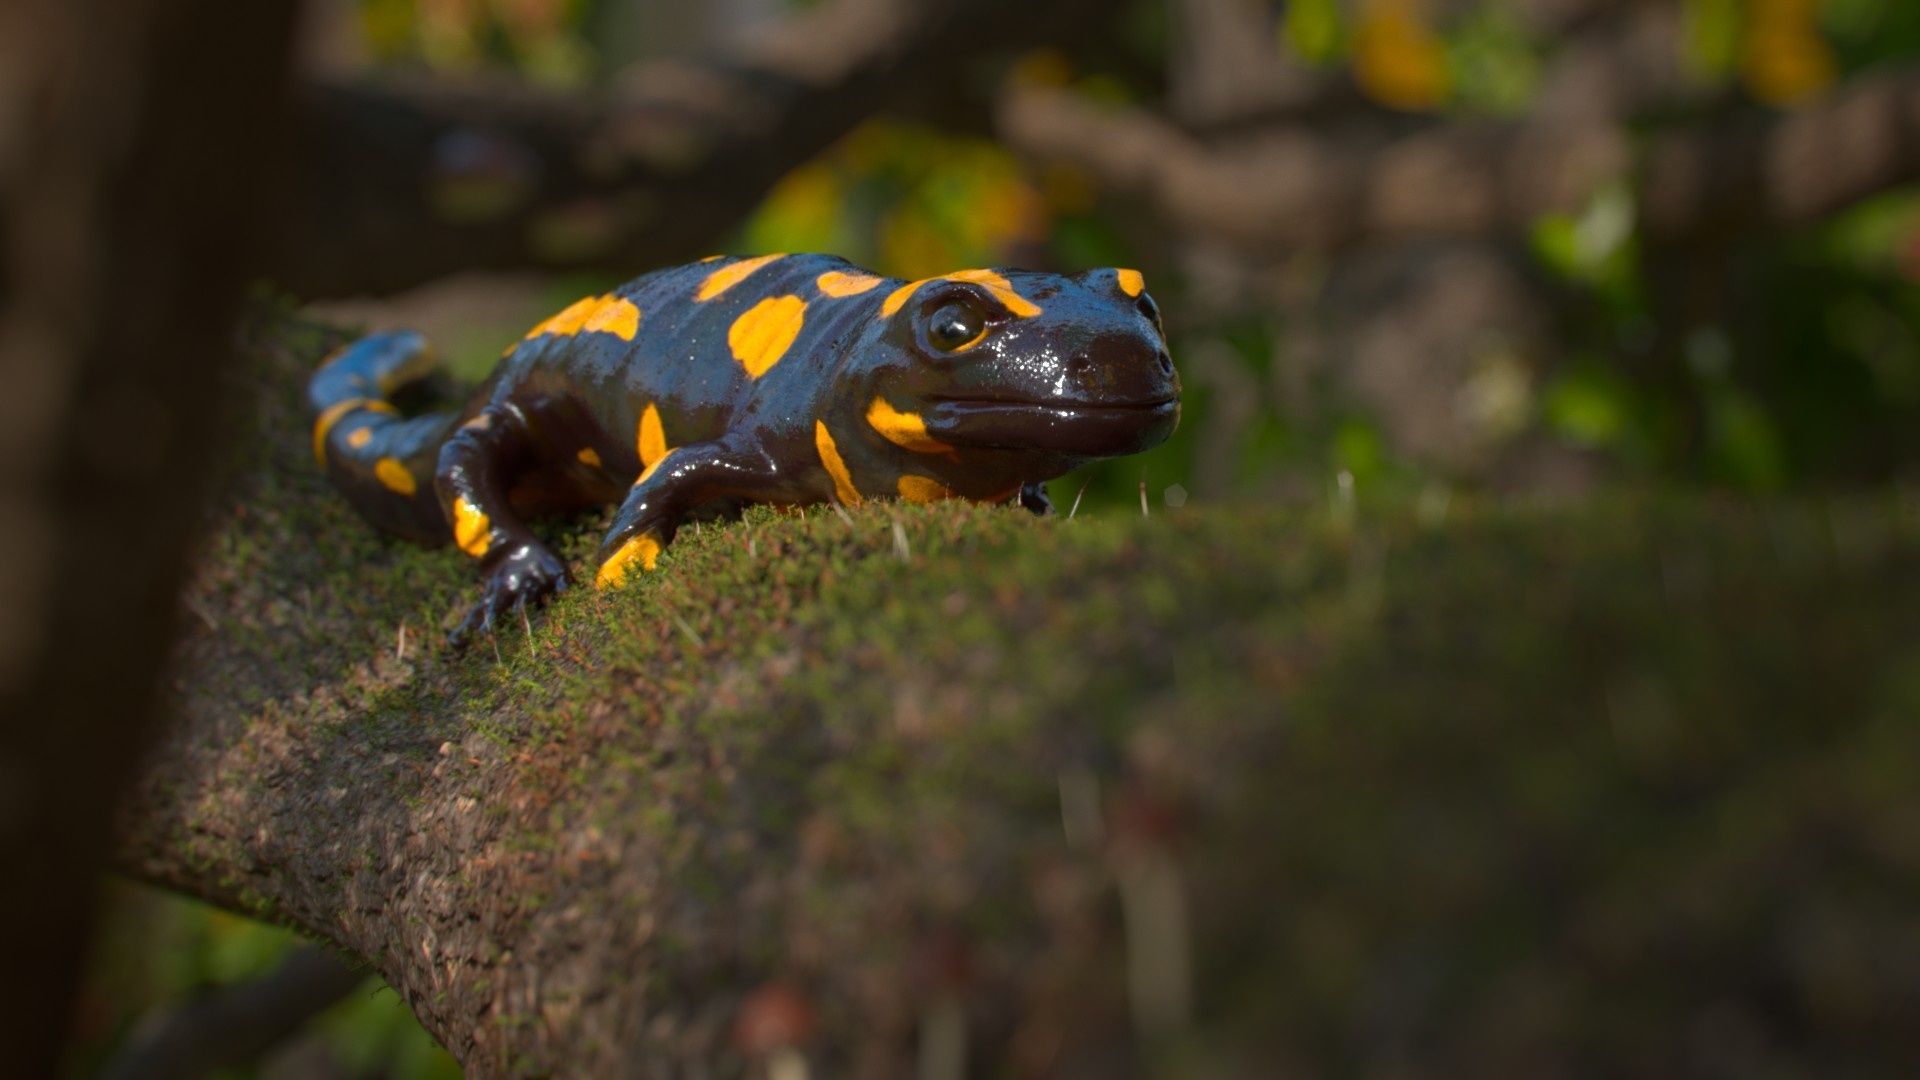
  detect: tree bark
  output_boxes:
[113,310,1920,1076]
[0,0,300,1072]
[996,61,1920,258]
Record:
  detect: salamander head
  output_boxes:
[861,267,1180,461]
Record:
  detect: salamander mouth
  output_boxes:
[921,396,1181,456]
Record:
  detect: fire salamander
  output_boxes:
[309,254,1180,641]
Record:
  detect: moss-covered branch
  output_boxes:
[121,312,1920,1074]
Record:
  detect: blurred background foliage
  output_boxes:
[70,883,460,1078]
[82,0,1920,1075]
[310,0,1920,513]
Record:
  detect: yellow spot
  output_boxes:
[866,396,953,455]
[346,427,373,450]
[880,282,920,318]
[814,421,862,506]
[313,398,364,465]
[897,475,956,503]
[577,447,602,467]
[817,270,883,298]
[523,295,642,341]
[452,496,492,558]
[729,295,807,379]
[879,268,1042,319]
[596,533,661,590]
[947,269,1043,316]
[1116,268,1145,297]
[312,397,395,466]
[582,297,641,340]
[525,295,597,339]
[374,457,417,496]
[695,253,784,301]
[636,447,676,487]
[637,403,668,466]
[700,254,725,262]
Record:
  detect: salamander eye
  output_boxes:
[927,302,986,352]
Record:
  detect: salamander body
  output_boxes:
[309,254,1180,639]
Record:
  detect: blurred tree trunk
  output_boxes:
[0,0,300,1071]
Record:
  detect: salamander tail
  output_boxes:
[309,331,458,545]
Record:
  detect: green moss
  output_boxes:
[147,304,1920,1073]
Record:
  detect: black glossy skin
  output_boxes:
[309,254,1179,641]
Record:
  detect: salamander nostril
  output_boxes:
[1155,350,1173,375]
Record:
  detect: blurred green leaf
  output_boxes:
[1334,419,1387,483]
[1533,183,1645,320]
[1544,362,1635,449]
[1530,215,1581,280]
[1051,215,1132,271]
[744,162,846,256]
[1706,384,1788,491]
[742,121,1045,279]
[202,909,301,985]
[1076,73,1135,106]
[1823,0,1920,70]
[1283,0,1346,65]
[1235,413,1295,489]
[1684,0,1744,79]
[317,984,464,1079]
[1446,4,1541,115]
[1830,297,1920,405]
[1821,188,1920,272]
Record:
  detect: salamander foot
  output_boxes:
[449,542,571,647]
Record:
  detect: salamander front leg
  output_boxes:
[594,439,786,590]
[436,405,571,644]
[1019,481,1054,516]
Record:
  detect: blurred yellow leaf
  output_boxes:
[1040,162,1097,215]
[747,120,1049,277]
[353,0,591,81]
[881,208,956,281]
[975,173,1047,248]
[419,0,482,70]
[1743,0,1837,106]
[1009,48,1074,89]
[1354,0,1450,111]
[360,0,415,58]
[494,0,566,38]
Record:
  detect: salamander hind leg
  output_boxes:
[437,404,572,644]
[594,439,786,591]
